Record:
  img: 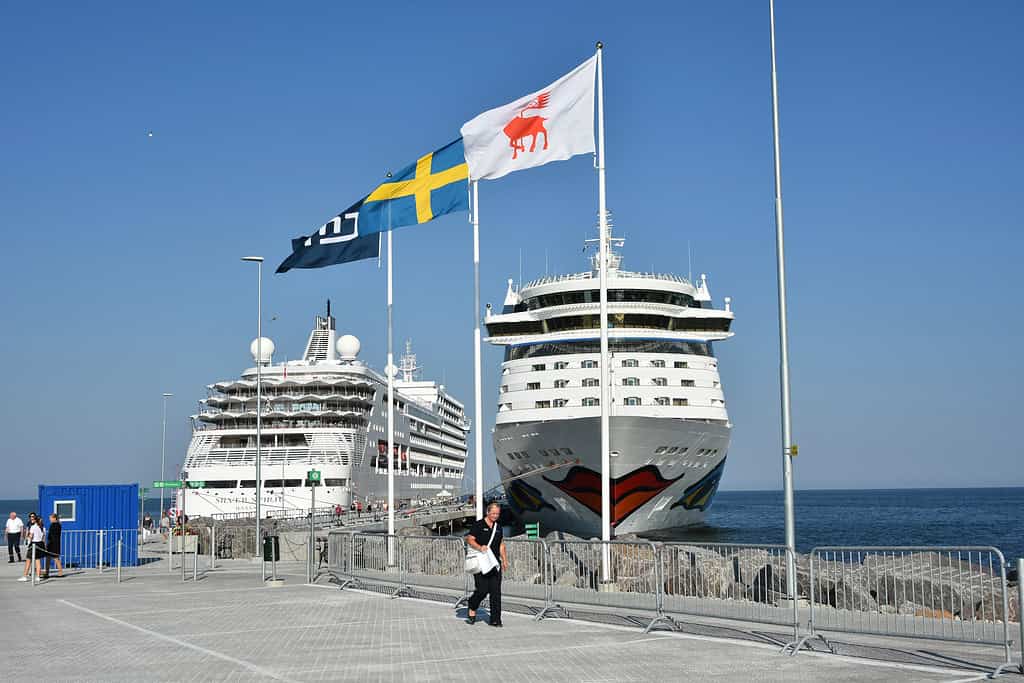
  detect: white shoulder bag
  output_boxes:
[464,522,499,575]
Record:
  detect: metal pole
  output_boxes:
[386,224,396,561]
[167,526,172,573]
[31,543,37,587]
[309,483,316,583]
[769,0,798,600]
[242,256,265,563]
[471,180,484,521]
[1018,557,1024,674]
[210,524,216,570]
[193,542,198,582]
[117,539,122,583]
[181,483,187,582]
[256,259,263,556]
[98,529,104,573]
[160,393,172,523]
[595,41,612,584]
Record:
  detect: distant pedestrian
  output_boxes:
[6,512,23,563]
[43,513,63,578]
[19,513,45,581]
[143,513,153,531]
[367,503,373,514]
[465,502,508,627]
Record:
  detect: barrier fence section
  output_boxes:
[545,539,675,632]
[501,538,557,618]
[398,535,470,604]
[659,542,799,639]
[788,546,1015,674]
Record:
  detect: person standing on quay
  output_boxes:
[18,513,45,581]
[43,513,62,579]
[6,512,24,563]
[465,502,508,627]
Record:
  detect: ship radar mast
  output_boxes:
[585,221,624,272]
[399,339,420,382]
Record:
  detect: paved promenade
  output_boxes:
[0,558,1007,682]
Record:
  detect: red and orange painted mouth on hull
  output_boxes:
[543,465,685,527]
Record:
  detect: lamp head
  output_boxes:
[241,256,264,263]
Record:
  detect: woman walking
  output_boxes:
[466,502,508,627]
[18,513,45,582]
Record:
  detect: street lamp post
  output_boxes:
[242,256,264,559]
[160,392,173,522]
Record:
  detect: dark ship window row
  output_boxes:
[519,289,697,311]
[488,314,730,337]
[504,339,714,362]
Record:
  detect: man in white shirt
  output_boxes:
[6,512,23,563]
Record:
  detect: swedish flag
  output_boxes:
[359,137,469,232]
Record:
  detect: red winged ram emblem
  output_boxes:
[504,92,549,160]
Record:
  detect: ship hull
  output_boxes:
[495,416,729,538]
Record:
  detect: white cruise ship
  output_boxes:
[177,306,469,518]
[485,235,733,537]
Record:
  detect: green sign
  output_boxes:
[153,481,182,489]
[307,469,321,482]
[186,481,206,489]
[525,522,541,539]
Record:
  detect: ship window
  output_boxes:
[651,359,666,368]
[655,397,670,406]
[681,379,695,387]
[654,446,667,454]
[666,447,679,454]
[653,377,668,386]
[203,480,236,489]
[581,359,599,368]
[582,378,600,387]
[532,364,546,371]
[324,478,347,487]
[553,379,569,389]
[674,361,689,368]
[582,397,600,407]
[622,377,640,386]
[534,400,551,409]
[264,479,301,488]
[624,396,642,406]
[560,448,573,455]
[553,361,568,370]
[501,385,509,393]
[621,359,639,368]
[526,382,541,390]
[505,340,713,362]
[672,398,688,406]
[553,399,568,408]
[240,480,257,488]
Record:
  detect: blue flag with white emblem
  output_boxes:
[276,138,468,273]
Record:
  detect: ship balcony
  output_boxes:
[205,392,373,406]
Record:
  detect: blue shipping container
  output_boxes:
[37,483,140,567]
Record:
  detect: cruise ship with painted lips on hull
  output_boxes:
[485,235,733,538]
[177,306,469,518]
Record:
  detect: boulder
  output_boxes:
[663,545,729,598]
[863,552,1004,620]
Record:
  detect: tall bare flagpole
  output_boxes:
[386,205,396,547]
[595,41,612,584]
[472,180,484,519]
[769,0,797,598]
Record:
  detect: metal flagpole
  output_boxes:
[595,41,612,585]
[769,0,797,599]
[160,392,172,522]
[386,201,396,557]
[241,256,264,561]
[472,180,484,520]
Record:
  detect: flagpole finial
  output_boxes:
[596,41,603,50]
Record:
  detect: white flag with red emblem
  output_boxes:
[461,55,597,181]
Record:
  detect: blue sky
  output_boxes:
[1,1,1021,498]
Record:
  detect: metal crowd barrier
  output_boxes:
[398,535,470,604]
[545,539,675,632]
[501,538,559,618]
[785,546,1015,676]
[330,533,406,596]
[659,542,799,640]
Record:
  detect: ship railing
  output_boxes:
[783,546,1017,676]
